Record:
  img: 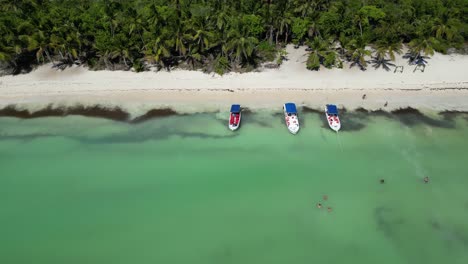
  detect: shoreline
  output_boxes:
[1,45,468,113]
[1,88,468,116]
[1,102,467,127]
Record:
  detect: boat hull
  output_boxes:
[284,105,300,134]
[325,109,341,131]
[228,112,241,131]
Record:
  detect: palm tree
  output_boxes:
[212,54,230,75]
[144,37,171,70]
[371,41,402,71]
[371,47,395,71]
[215,9,231,31]
[20,30,55,65]
[0,0,19,12]
[226,30,259,65]
[127,8,146,47]
[171,27,191,56]
[346,39,371,70]
[191,25,215,52]
[384,42,403,61]
[353,12,367,37]
[294,0,317,18]
[184,44,202,70]
[263,0,274,44]
[306,37,337,70]
[406,37,438,65]
[432,18,461,41]
[350,47,371,70]
[0,47,12,62]
[274,13,292,44]
[337,33,351,58]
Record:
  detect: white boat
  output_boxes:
[228,104,241,131]
[325,104,341,131]
[283,103,300,134]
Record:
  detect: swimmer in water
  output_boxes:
[424,176,429,183]
[380,179,385,184]
[323,195,328,201]
[327,207,332,212]
[317,203,322,209]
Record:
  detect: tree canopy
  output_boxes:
[0,0,467,74]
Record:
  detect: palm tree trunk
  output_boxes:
[269,26,274,44]
[44,49,55,66]
[175,0,181,24]
[110,22,114,38]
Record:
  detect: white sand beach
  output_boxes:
[1,45,467,115]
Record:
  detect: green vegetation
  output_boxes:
[0,0,467,74]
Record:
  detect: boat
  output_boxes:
[228,104,241,131]
[283,103,300,134]
[325,104,341,131]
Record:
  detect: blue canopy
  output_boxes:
[230,104,241,113]
[326,104,338,115]
[284,103,297,113]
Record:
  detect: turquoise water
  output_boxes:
[1,110,468,264]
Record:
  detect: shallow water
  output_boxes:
[1,110,468,264]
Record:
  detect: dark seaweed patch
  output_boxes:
[75,126,239,144]
[241,107,253,114]
[429,220,468,247]
[210,245,234,263]
[302,107,322,115]
[374,206,405,238]
[68,105,129,121]
[338,109,368,132]
[341,120,366,131]
[0,131,237,144]
[0,105,59,118]
[241,112,272,128]
[306,107,390,132]
[371,109,393,118]
[391,107,422,115]
[251,118,273,128]
[430,220,442,230]
[354,107,369,113]
[0,105,129,121]
[1,105,467,129]
[392,107,455,128]
[131,108,179,123]
[0,133,56,141]
[439,111,468,123]
[374,207,394,237]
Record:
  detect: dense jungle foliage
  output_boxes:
[0,0,467,74]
